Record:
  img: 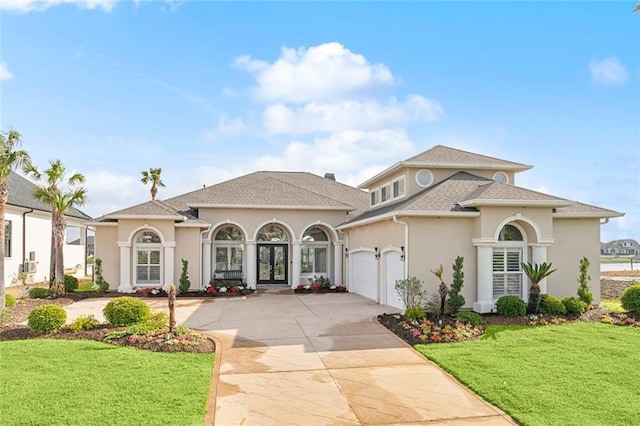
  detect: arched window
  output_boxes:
[257,224,288,242]
[213,225,245,280]
[493,224,524,300]
[135,231,161,284]
[301,226,329,276]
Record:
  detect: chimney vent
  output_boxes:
[324,173,336,180]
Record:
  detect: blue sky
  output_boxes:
[1,0,639,243]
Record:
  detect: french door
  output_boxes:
[257,244,288,284]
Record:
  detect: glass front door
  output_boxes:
[257,244,288,284]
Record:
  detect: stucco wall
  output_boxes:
[547,218,602,303]
[476,206,554,241]
[94,225,118,290]
[175,227,203,289]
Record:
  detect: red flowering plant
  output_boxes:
[230,286,240,293]
[205,286,217,294]
[310,284,321,291]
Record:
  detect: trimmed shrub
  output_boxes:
[404,305,426,322]
[64,275,79,292]
[29,287,49,299]
[69,315,100,332]
[28,304,67,333]
[103,297,151,326]
[539,294,567,315]
[621,284,640,313]
[179,259,191,293]
[5,294,17,307]
[446,256,465,314]
[576,257,593,305]
[562,297,588,315]
[94,258,110,293]
[453,311,486,327]
[496,295,526,317]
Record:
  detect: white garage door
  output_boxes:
[383,251,404,309]
[351,251,378,302]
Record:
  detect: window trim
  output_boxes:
[415,169,434,188]
[492,171,509,184]
[134,231,162,285]
[4,220,11,258]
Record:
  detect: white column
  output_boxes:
[531,244,549,294]
[202,239,211,289]
[333,242,344,286]
[291,241,302,289]
[117,242,133,293]
[246,241,256,289]
[473,244,495,313]
[163,242,175,291]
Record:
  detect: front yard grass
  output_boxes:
[0,339,214,425]
[416,323,639,426]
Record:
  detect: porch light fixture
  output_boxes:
[345,247,349,257]
[374,247,380,259]
[400,246,405,262]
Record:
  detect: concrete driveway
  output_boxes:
[63,291,516,425]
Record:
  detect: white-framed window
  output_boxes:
[214,225,245,277]
[415,169,434,188]
[492,224,525,299]
[4,220,11,258]
[381,185,390,202]
[493,171,509,184]
[370,190,378,206]
[301,226,329,276]
[393,178,405,198]
[135,231,161,284]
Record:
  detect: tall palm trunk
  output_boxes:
[0,181,7,308]
[49,227,56,287]
[151,184,158,201]
[52,211,66,296]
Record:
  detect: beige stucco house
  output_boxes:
[90,145,623,312]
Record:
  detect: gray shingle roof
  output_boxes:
[405,145,532,170]
[555,202,623,218]
[6,172,91,220]
[94,199,208,225]
[164,171,369,217]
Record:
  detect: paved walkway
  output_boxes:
[62,291,516,425]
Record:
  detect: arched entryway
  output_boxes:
[256,223,289,284]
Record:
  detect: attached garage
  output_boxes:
[349,250,378,302]
[382,249,404,309]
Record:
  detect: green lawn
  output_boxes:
[416,323,639,426]
[0,339,215,425]
[74,282,96,292]
[601,298,625,313]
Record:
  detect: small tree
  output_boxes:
[94,258,109,292]
[395,276,425,310]
[179,258,191,293]
[431,264,448,318]
[446,256,465,314]
[522,261,557,314]
[576,257,593,306]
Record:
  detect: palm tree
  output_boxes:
[0,129,32,308]
[141,167,165,201]
[30,160,87,296]
[521,261,557,314]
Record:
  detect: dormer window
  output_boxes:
[393,178,405,197]
[416,169,434,188]
[381,185,390,202]
[493,171,509,184]
[370,191,378,206]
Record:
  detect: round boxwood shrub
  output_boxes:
[29,287,49,299]
[64,274,79,292]
[5,294,17,307]
[495,295,526,317]
[562,297,588,315]
[538,294,567,315]
[28,304,67,334]
[103,297,151,326]
[453,311,486,327]
[621,284,640,313]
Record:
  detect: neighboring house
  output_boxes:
[4,172,92,286]
[90,145,623,312]
[601,239,640,256]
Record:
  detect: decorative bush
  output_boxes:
[453,311,486,327]
[5,294,17,307]
[27,304,67,333]
[538,294,567,315]
[404,305,426,322]
[576,257,593,305]
[124,312,169,336]
[94,258,110,292]
[446,256,465,314]
[103,297,151,326]
[69,315,100,332]
[29,287,49,299]
[495,295,526,317]
[179,259,191,293]
[395,277,425,309]
[562,297,588,315]
[64,274,79,292]
[621,284,640,313]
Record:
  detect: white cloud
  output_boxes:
[203,115,245,141]
[589,56,628,86]
[0,0,117,12]
[0,62,14,81]
[234,42,395,103]
[264,95,443,134]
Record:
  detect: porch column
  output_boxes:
[163,242,175,291]
[202,239,211,289]
[246,241,256,289]
[117,242,133,293]
[333,241,344,286]
[292,241,302,289]
[531,244,549,294]
[473,244,495,313]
